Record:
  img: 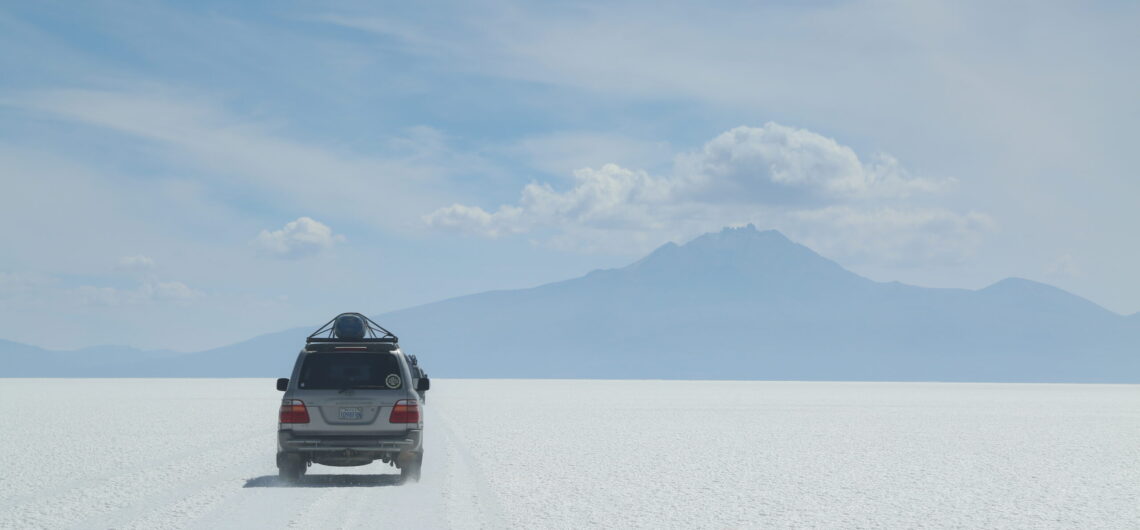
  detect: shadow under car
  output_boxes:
[243,473,405,488]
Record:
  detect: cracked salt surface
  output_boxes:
[0,379,1136,529]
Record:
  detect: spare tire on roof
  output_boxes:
[333,313,366,339]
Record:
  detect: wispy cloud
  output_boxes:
[117,255,156,272]
[316,1,1139,179]
[75,280,204,307]
[1044,254,1082,278]
[9,88,457,231]
[0,272,54,300]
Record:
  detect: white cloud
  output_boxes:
[74,280,204,307]
[678,124,947,203]
[117,255,156,271]
[1045,254,1081,278]
[0,272,53,300]
[254,217,345,259]
[147,280,203,302]
[425,123,978,261]
[425,203,515,238]
[426,164,676,238]
[74,286,123,307]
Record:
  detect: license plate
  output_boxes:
[339,407,363,420]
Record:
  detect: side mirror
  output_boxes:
[276,378,289,391]
[416,377,430,392]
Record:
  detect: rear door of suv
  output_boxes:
[289,352,413,435]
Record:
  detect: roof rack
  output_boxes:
[306,312,398,344]
[306,341,400,353]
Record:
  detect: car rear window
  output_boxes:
[298,353,402,390]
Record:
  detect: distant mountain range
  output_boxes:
[4,225,1137,382]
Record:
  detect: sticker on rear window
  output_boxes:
[385,374,402,389]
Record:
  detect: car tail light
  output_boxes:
[279,400,310,423]
[389,400,420,423]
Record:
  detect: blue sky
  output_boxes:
[1,0,1137,351]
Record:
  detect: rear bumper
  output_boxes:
[278,429,422,453]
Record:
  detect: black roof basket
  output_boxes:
[306,312,398,344]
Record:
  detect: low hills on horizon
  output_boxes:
[3,225,1137,382]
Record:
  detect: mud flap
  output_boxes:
[277,452,308,471]
[398,450,423,483]
[396,450,418,468]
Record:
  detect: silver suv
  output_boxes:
[275,313,430,483]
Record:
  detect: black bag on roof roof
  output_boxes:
[332,314,366,340]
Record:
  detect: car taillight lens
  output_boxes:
[279,400,310,423]
[389,400,420,423]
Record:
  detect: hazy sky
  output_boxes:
[2,1,1137,351]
